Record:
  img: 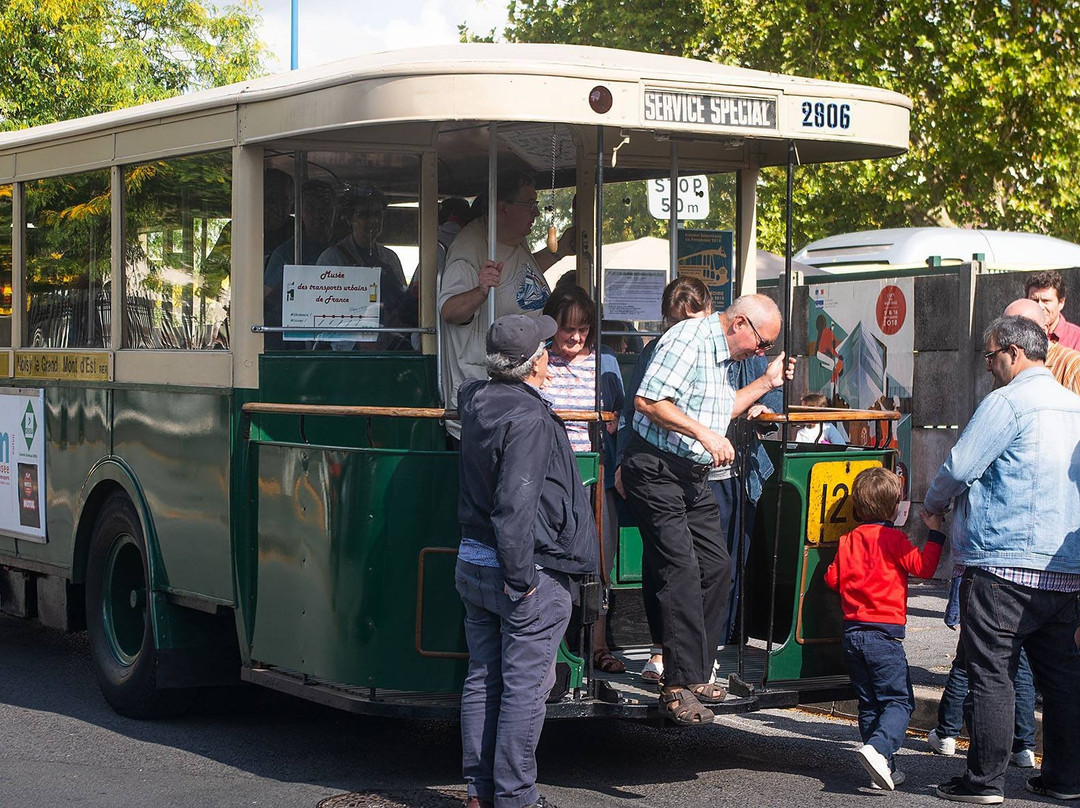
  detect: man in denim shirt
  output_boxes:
[925,315,1080,805]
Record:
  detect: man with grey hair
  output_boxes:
[925,314,1080,804]
[454,313,597,808]
[621,293,791,725]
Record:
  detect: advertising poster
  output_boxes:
[0,389,46,542]
[281,264,381,342]
[807,279,914,499]
[677,229,734,312]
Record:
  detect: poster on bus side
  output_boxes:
[676,229,734,312]
[806,279,914,514]
[281,264,381,343]
[0,389,46,542]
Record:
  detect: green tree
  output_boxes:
[498,0,1080,249]
[0,0,265,131]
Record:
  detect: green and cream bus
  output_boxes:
[0,44,910,720]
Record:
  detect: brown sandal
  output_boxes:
[592,649,626,673]
[658,688,715,726]
[689,682,727,704]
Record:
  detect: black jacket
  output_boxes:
[457,377,599,594]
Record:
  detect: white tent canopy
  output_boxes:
[543,236,829,294]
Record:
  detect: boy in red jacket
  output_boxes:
[824,466,945,791]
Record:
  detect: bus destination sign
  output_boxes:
[643,89,776,129]
[14,351,112,382]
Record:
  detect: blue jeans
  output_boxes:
[455,560,572,808]
[936,637,1036,752]
[841,625,914,762]
[958,568,1080,797]
[709,477,758,646]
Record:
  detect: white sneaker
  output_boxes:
[870,769,906,790]
[1011,748,1036,768]
[928,728,958,756]
[857,744,895,791]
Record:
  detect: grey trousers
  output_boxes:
[455,560,571,808]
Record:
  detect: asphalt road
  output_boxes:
[0,614,1052,808]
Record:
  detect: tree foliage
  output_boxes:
[499,0,1080,249]
[0,0,264,131]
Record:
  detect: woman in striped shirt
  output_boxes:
[543,285,626,674]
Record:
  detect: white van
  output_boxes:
[794,227,1080,273]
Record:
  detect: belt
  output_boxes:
[629,433,711,479]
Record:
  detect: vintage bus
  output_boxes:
[0,44,909,720]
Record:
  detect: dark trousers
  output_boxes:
[455,560,572,808]
[936,636,1036,752]
[841,625,914,762]
[622,438,731,686]
[959,568,1080,797]
[708,476,758,646]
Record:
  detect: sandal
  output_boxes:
[641,658,663,682]
[658,688,715,726]
[689,682,727,704]
[593,649,626,674]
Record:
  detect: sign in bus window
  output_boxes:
[282,264,380,343]
[805,459,882,545]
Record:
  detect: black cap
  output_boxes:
[486,314,557,365]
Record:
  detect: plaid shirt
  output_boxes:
[632,313,735,463]
[983,566,1080,592]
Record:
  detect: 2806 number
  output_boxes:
[801,101,851,130]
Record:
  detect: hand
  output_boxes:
[747,404,771,420]
[556,226,577,257]
[921,510,943,531]
[605,418,617,435]
[698,429,735,467]
[614,465,625,498]
[477,260,503,291]
[762,352,795,390]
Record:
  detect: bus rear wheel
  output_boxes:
[85,493,192,718]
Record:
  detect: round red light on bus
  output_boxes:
[589,85,613,114]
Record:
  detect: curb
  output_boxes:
[802,684,1044,754]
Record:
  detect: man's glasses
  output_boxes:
[509,199,540,212]
[984,347,1008,363]
[744,315,772,352]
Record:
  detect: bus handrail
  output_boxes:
[754,406,901,424]
[241,402,615,423]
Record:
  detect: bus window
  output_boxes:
[0,184,10,346]
[263,150,419,352]
[25,170,111,348]
[123,152,232,350]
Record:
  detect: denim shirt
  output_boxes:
[924,366,1080,574]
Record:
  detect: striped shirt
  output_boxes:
[545,350,596,452]
[1045,342,1080,396]
[632,313,736,464]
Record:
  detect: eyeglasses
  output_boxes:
[744,315,772,352]
[984,346,1008,362]
[509,199,540,212]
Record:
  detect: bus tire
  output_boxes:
[85,493,192,719]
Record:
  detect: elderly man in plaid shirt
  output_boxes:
[621,293,791,726]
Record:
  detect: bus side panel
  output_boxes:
[112,388,234,603]
[5,385,110,570]
[250,444,468,693]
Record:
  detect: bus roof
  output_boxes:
[794,227,1080,272]
[0,43,910,178]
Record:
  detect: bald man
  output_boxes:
[1004,298,1080,396]
[622,293,791,725]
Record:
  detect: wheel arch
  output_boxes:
[73,459,162,591]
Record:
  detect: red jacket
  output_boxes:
[824,523,944,625]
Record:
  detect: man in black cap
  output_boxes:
[316,185,409,350]
[455,313,598,808]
